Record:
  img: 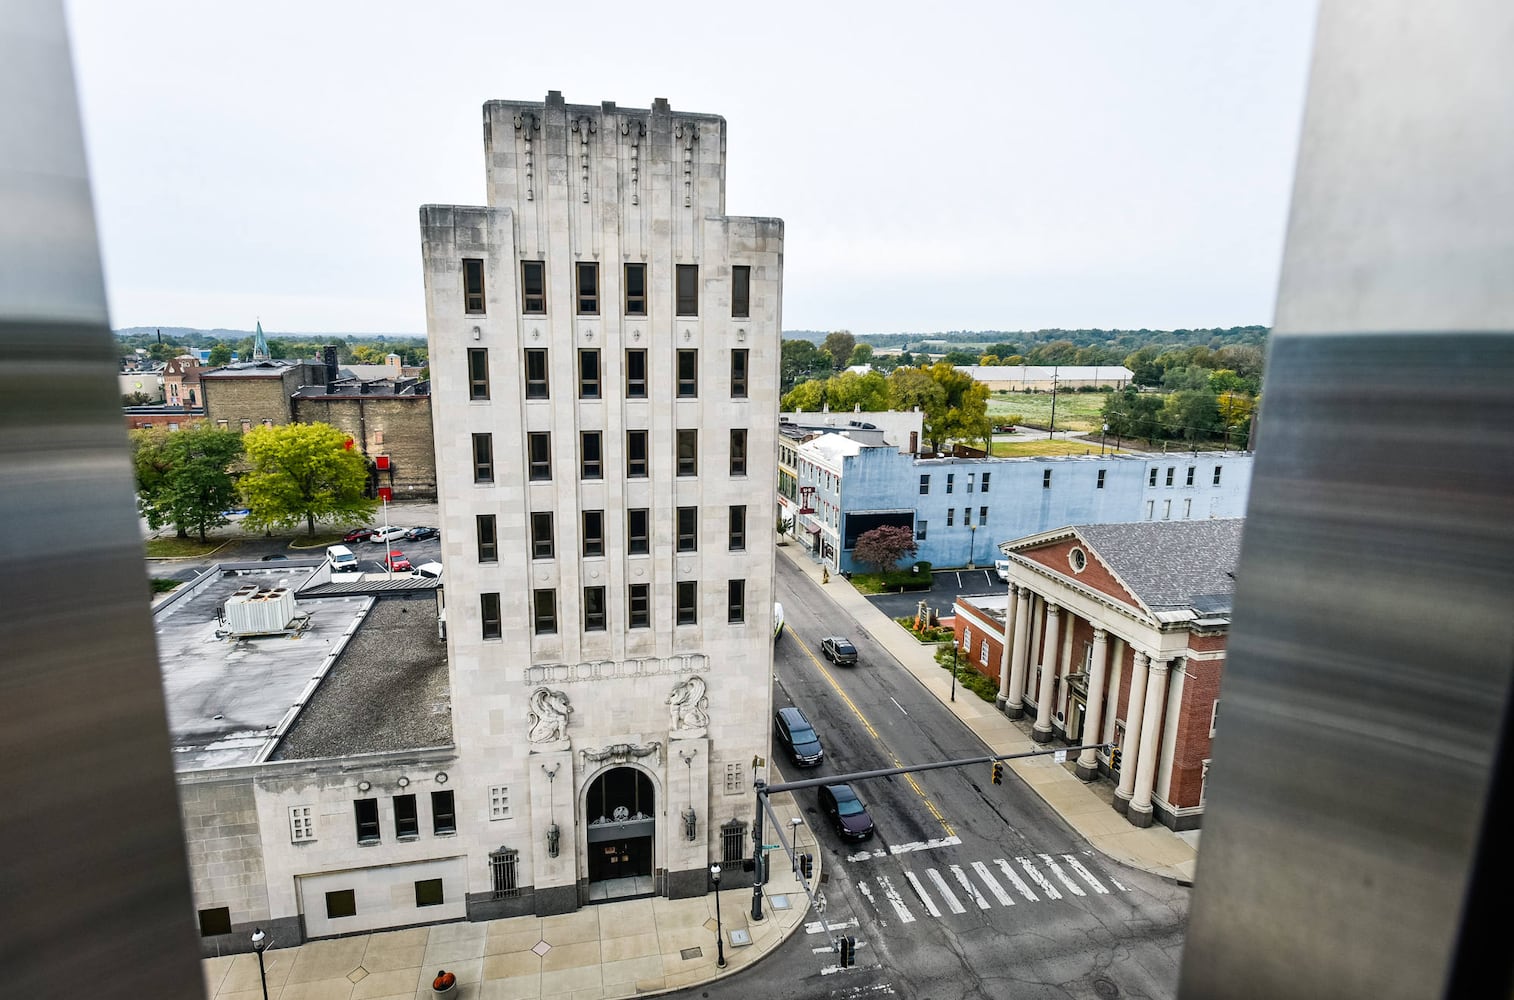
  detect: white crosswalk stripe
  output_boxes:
[1063,855,1109,894]
[950,864,991,910]
[1109,876,1128,892]
[1017,856,1063,899]
[925,868,967,914]
[903,870,942,918]
[994,858,1039,902]
[1039,853,1085,896]
[971,861,1015,906]
[805,917,860,935]
[876,874,916,923]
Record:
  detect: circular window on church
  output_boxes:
[1069,547,1088,572]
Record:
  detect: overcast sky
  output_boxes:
[66,1,1318,337]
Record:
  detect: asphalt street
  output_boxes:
[679,558,1188,1000]
[866,568,1004,621]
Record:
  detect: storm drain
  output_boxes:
[680,947,703,961]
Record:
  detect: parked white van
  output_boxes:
[326,544,359,572]
[411,562,444,580]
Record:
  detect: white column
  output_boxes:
[1032,604,1061,743]
[1024,596,1044,706]
[1115,651,1150,811]
[1005,587,1032,717]
[1075,628,1110,780]
[1128,658,1170,828]
[995,585,1019,708]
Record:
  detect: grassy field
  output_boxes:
[989,439,1132,457]
[986,391,1109,433]
[143,536,227,558]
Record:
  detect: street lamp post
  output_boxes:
[251,928,270,1000]
[710,864,727,969]
[967,523,977,570]
[950,636,960,703]
[790,816,804,873]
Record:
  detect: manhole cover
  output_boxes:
[680,947,703,961]
[1093,978,1120,998]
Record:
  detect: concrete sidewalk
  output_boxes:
[776,541,1199,885]
[203,795,817,1000]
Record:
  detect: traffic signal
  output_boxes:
[991,761,1004,785]
[799,853,814,880]
[839,934,856,967]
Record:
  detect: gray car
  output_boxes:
[820,636,858,666]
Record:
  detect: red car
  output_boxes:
[386,550,412,573]
[343,527,376,543]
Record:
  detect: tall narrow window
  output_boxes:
[1097,468,1107,488]
[528,432,551,481]
[583,510,605,557]
[731,265,751,318]
[628,509,650,555]
[981,472,991,493]
[729,505,747,551]
[946,474,954,494]
[530,512,553,559]
[481,592,502,639]
[677,506,698,552]
[677,430,698,476]
[1043,469,1052,489]
[584,587,607,631]
[580,432,603,479]
[1183,498,1193,518]
[676,581,698,625]
[1213,465,1223,486]
[947,508,955,526]
[967,473,976,493]
[629,584,651,629]
[729,428,748,476]
[576,262,599,314]
[476,514,497,562]
[1149,468,1159,487]
[463,258,485,314]
[525,348,549,399]
[1163,499,1172,520]
[731,349,749,398]
[624,263,647,316]
[1186,466,1196,486]
[394,795,419,838]
[626,430,649,477]
[355,798,380,844]
[728,580,746,624]
[625,349,647,398]
[472,433,494,483]
[919,475,930,495]
[533,589,557,635]
[432,791,456,835]
[1166,467,1175,486]
[979,506,988,524]
[676,264,698,316]
[521,260,545,314]
[468,348,489,400]
[916,520,928,540]
[578,349,600,399]
[677,349,698,397]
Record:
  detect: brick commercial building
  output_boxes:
[954,518,1241,830]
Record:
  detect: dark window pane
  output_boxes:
[584,587,607,631]
[528,433,551,481]
[522,261,546,313]
[677,349,698,397]
[463,259,485,314]
[472,433,493,483]
[676,263,698,316]
[628,509,649,555]
[729,428,747,476]
[629,584,650,629]
[728,505,746,551]
[676,580,697,625]
[468,348,489,400]
[198,907,232,937]
[624,263,647,316]
[581,431,603,479]
[326,889,357,919]
[583,510,604,558]
[627,430,648,477]
[731,265,750,318]
[531,512,553,559]
[677,506,697,552]
[533,589,557,635]
[677,429,697,476]
[355,799,380,844]
[481,592,502,640]
[525,349,549,399]
[728,579,745,623]
[576,262,598,315]
[415,878,445,907]
[625,349,647,398]
[476,514,498,562]
[432,791,456,835]
[730,349,748,398]
[578,349,600,399]
[394,794,419,838]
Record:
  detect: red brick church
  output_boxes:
[953,519,1241,830]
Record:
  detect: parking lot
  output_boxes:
[863,567,1004,620]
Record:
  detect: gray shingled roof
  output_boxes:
[1073,519,1244,612]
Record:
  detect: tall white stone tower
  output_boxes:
[421,92,783,917]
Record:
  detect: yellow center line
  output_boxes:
[788,632,956,838]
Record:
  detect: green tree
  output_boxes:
[146,341,179,362]
[822,331,856,370]
[781,339,828,389]
[984,342,1021,361]
[897,350,914,366]
[781,379,827,412]
[892,363,990,453]
[1161,365,1212,392]
[940,349,979,366]
[1162,390,1223,444]
[132,425,244,541]
[846,343,874,366]
[207,343,232,366]
[122,391,155,405]
[238,422,377,537]
[1028,340,1078,365]
[827,370,892,412]
[1103,388,1164,444]
[853,525,918,575]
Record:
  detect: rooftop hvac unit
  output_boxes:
[223,586,300,635]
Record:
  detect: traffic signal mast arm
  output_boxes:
[762,743,1112,796]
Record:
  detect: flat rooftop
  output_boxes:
[155,567,450,770]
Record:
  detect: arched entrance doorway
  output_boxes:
[585,767,656,899]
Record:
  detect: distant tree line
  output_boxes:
[116,329,429,369]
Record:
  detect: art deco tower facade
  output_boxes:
[421,92,783,915]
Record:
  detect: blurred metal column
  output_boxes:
[0,2,202,996]
[1179,2,1514,999]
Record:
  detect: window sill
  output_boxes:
[357,838,382,847]
[434,829,457,837]
[397,835,420,843]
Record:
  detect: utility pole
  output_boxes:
[750,777,766,922]
[1048,367,1059,438]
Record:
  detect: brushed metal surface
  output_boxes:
[0,2,203,996]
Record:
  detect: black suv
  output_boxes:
[820,636,858,666]
[819,783,875,841]
[774,706,824,767]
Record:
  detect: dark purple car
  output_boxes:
[819,783,875,841]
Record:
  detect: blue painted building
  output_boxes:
[788,439,1254,572]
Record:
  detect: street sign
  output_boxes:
[762,843,783,851]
